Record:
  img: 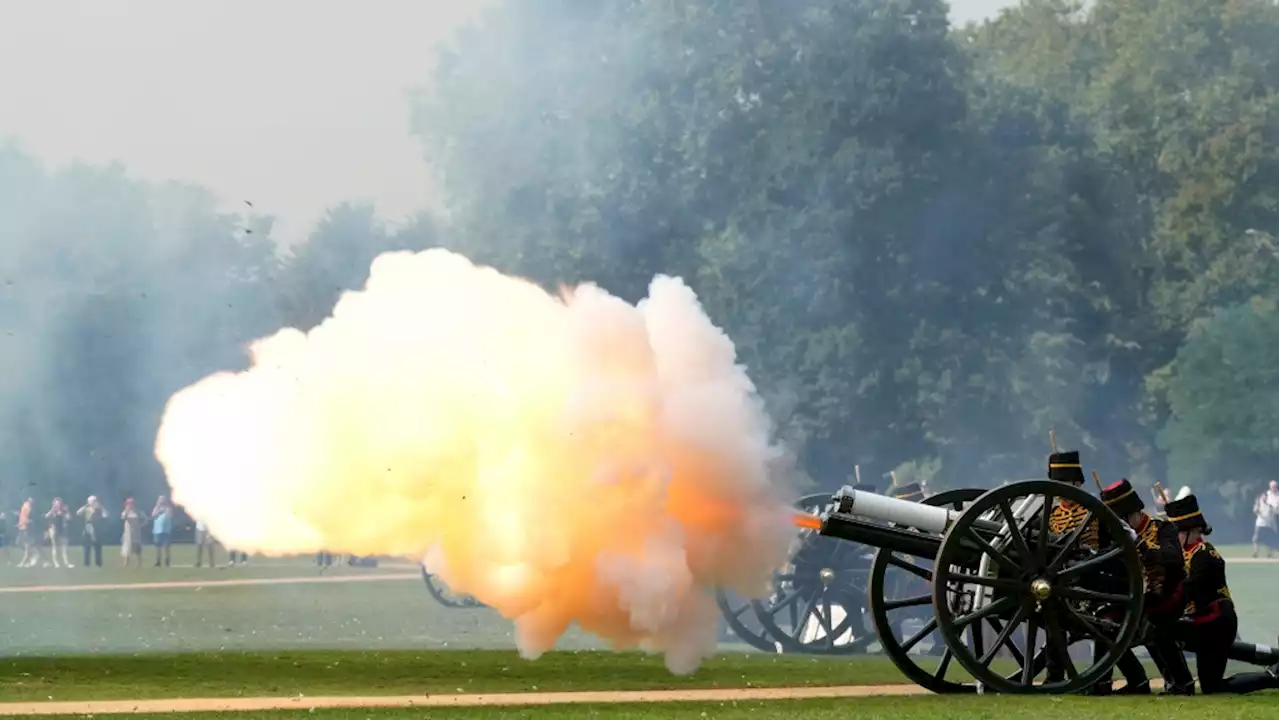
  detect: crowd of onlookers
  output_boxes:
[0,494,252,568]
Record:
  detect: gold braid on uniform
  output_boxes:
[1048,501,1099,550]
[1137,518,1163,594]
[1182,542,1232,615]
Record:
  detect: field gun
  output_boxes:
[791,480,1146,694]
[779,480,1279,694]
[416,477,1277,694]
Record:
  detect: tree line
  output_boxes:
[1,0,1275,537]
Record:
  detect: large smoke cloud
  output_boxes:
[155,248,797,673]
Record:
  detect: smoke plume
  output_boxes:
[154,248,796,673]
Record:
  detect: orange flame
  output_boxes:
[791,512,823,531]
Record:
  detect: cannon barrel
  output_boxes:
[791,485,1009,562]
[819,513,944,560]
[830,485,962,532]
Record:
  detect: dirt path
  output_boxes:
[0,685,931,716]
[0,572,421,595]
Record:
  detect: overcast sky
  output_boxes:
[0,0,1018,247]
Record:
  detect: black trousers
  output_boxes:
[1090,641,1149,687]
[1048,606,1147,688]
[1144,609,1194,687]
[82,535,102,567]
[1183,610,1277,694]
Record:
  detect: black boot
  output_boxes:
[1159,682,1196,696]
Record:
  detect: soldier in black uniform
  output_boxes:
[1044,451,1098,686]
[1166,494,1279,694]
[1099,478,1195,695]
[1042,451,1149,693]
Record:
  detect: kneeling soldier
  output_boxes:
[1166,494,1279,694]
[1100,478,1195,695]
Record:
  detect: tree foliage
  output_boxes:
[1,0,1275,535]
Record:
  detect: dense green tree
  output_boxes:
[2,0,1275,536]
[1151,295,1278,522]
[0,146,282,509]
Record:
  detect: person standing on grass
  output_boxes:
[77,495,107,567]
[44,497,73,568]
[120,497,144,567]
[1252,480,1278,558]
[193,519,218,568]
[151,495,173,567]
[17,496,43,568]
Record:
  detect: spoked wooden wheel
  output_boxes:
[932,480,1143,694]
[421,565,485,609]
[869,488,1049,693]
[751,493,875,655]
[716,587,785,652]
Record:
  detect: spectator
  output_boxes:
[44,497,73,568]
[77,495,107,567]
[1252,481,1278,558]
[17,497,41,568]
[120,497,144,567]
[151,495,173,567]
[193,519,219,568]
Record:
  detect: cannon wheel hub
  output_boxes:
[1029,578,1051,600]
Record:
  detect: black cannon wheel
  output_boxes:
[932,480,1144,694]
[421,565,485,609]
[715,588,785,653]
[751,493,875,655]
[869,488,984,693]
[869,488,1049,694]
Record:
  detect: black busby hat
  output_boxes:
[893,482,925,502]
[1047,451,1085,485]
[852,483,878,494]
[1101,478,1143,517]
[1165,494,1212,535]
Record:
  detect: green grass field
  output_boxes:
[2,547,1274,656]
[0,650,913,702]
[1,545,1275,718]
[11,697,1280,720]
[105,697,1276,720]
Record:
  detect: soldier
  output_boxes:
[1100,478,1195,695]
[1042,451,1149,693]
[1165,494,1279,694]
[1046,451,1097,542]
[1045,451,1089,685]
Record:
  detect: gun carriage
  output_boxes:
[773,479,1278,694]
[417,477,1277,693]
